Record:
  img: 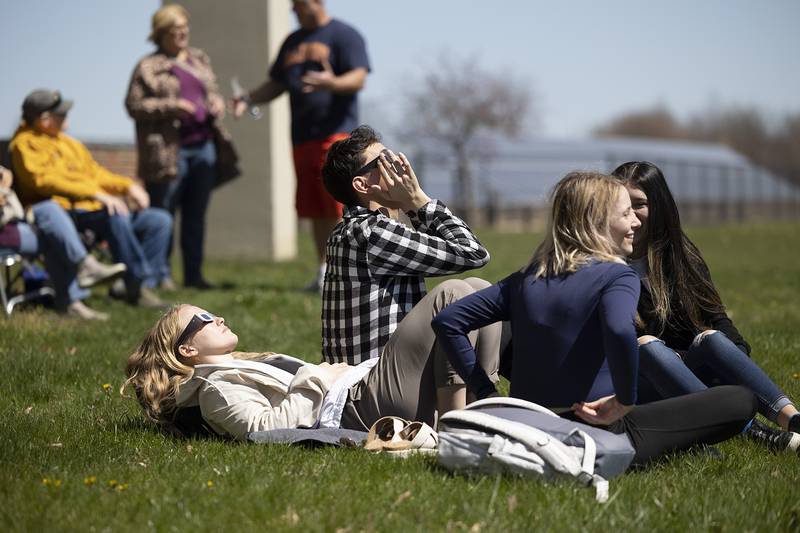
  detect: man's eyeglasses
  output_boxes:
[354,148,392,177]
[174,312,215,355]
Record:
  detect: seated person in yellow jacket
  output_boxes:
[10,89,172,307]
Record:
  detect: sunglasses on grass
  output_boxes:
[174,312,215,355]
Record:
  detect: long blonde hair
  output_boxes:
[148,4,189,45]
[529,171,626,278]
[123,305,191,425]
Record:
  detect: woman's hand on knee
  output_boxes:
[572,395,633,426]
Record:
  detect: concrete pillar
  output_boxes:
[170,0,297,260]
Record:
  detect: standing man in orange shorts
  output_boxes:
[233,0,370,292]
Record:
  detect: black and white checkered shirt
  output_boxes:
[321,200,490,365]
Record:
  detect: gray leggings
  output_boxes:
[340,278,501,430]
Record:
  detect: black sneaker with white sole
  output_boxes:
[746,419,800,454]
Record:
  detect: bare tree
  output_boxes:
[686,106,770,163]
[596,104,800,187]
[402,53,532,223]
[769,113,800,185]
[594,105,682,139]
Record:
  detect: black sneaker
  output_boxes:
[788,413,800,435]
[185,278,216,290]
[746,419,800,454]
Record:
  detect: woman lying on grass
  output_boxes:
[124,285,499,439]
[612,161,800,453]
[432,171,757,466]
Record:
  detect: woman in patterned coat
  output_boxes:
[126,4,238,290]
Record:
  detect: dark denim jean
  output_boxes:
[637,331,792,423]
[147,139,216,285]
[72,207,172,289]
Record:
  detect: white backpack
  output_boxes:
[437,397,636,503]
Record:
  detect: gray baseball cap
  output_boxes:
[22,89,73,120]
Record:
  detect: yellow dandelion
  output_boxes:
[53,479,62,488]
[42,478,51,486]
[84,476,97,486]
[115,483,128,492]
[108,479,118,487]
[206,480,214,488]
[792,372,800,380]
[102,383,111,391]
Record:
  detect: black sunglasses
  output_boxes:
[174,312,215,355]
[354,149,394,177]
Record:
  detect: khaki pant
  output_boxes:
[340,277,501,430]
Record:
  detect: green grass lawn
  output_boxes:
[1,222,799,532]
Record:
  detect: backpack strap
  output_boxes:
[464,396,559,417]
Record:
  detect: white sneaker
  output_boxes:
[77,255,126,288]
[66,301,109,321]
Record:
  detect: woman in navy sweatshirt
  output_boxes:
[432,171,756,465]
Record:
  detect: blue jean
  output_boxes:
[14,200,90,308]
[637,331,792,423]
[147,139,216,284]
[71,207,172,289]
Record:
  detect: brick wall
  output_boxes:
[84,143,138,178]
[1,139,137,178]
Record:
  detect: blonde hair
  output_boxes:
[529,171,626,278]
[148,4,189,45]
[123,304,192,424]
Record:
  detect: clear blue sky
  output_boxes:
[2,0,799,142]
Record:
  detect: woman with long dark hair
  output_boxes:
[611,161,800,453]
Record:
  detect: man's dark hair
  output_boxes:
[322,124,381,207]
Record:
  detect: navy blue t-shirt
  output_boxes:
[432,261,641,407]
[269,19,370,145]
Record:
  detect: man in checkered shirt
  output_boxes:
[320,126,499,386]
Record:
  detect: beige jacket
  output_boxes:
[175,354,337,440]
[125,47,238,184]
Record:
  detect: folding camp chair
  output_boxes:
[0,251,55,317]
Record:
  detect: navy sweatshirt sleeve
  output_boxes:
[598,268,641,405]
[431,275,516,399]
